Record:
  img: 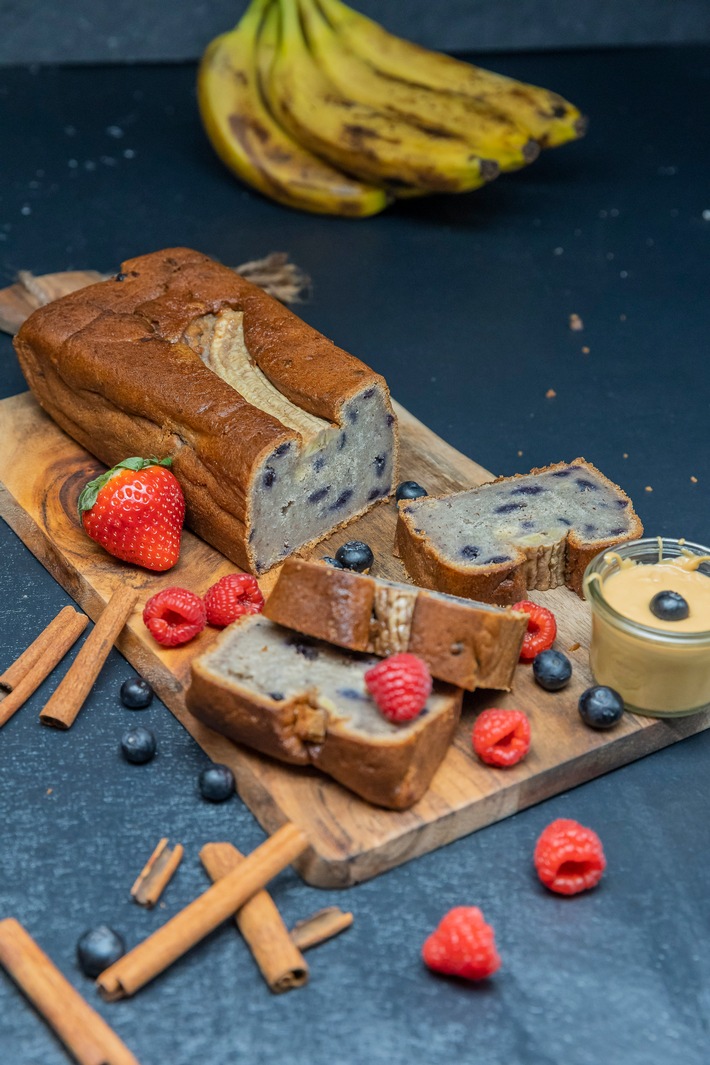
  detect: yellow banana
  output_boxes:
[299,0,538,173]
[265,0,499,194]
[317,0,586,149]
[196,0,390,217]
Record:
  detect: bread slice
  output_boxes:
[186,615,462,810]
[13,248,398,574]
[396,458,643,605]
[263,558,526,690]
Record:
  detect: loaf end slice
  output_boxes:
[263,558,526,690]
[396,459,643,605]
[186,616,462,810]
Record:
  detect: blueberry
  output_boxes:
[532,649,572,691]
[288,637,320,660]
[262,467,275,488]
[460,545,480,560]
[121,726,157,764]
[76,925,125,978]
[395,480,427,502]
[119,676,153,709]
[323,556,345,569]
[308,486,330,504]
[335,540,374,573]
[199,764,235,803]
[494,502,522,514]
[373,454,386,476]
[578,686,624,729]
[330,489,353,511]
[650,590,690,622]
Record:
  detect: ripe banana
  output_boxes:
[317,0,586,149]
[299,0,538,173]
[197,0,390,216]
[266,0,499,194]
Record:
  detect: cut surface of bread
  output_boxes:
[396,459,643,605]
[263,558,526,690]
[186,615,462,810]
[13,247,397,573]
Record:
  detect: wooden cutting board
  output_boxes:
[2,269,707,887]
[2,389,708,888]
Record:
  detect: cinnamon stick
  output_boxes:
[290,907,354,951]
[131,838,184,908]
[40,586,138,729]
[0,605,81,691]
[0,608,89,729]
[0,918,139,1065]
[97,822,308,1000]
[200,842,308,993]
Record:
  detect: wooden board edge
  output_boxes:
[285,710,710,887]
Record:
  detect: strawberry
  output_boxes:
[78,457,185,572]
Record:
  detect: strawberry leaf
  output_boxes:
[77,456,172,516]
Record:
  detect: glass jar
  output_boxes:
[583,538,710,717]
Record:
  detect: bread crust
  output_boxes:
[13,247,396,572]
[186,624,462,811]
[396,459,644,605]
[263,558,526,689]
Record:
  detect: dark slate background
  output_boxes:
[1,38,710,1065]
[1,0,710,64]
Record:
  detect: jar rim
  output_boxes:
[583,537,710,645]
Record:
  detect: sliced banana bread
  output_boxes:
[263,558,526,690]
[186,615,462,810]
[13,247,397,574]
[396,458,643,605]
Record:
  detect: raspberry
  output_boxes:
[204,573,264,627]
[472,708,531,767]
[364,653,432,723]
[143,587,206,647]
[422,907,501,981]
[512,600,557,661]
[534,818,606,896]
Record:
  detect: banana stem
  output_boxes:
[238,0,271,33]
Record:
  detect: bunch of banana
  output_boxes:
[198,0,586,216]
[197,0,390,216]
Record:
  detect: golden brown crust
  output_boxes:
[395,459,644,605]
[186,632,462,811]
[264,558,525,689]
[13,248,394,572]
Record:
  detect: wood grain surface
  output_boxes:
[2,389,708,887]
[1,269,707,887]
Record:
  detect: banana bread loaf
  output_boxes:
[13,247,398,573]
[396,458,643,605]
[186,615,462,810]
[263,558,526,690]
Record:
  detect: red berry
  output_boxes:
[143,587,206,647]
[204,573,264,627]
[472,708,531,767]
[534,818,606,896]
[422,906,501,981]
[512,600,557,661]
[364,653,432,723]
[79,457,185,572]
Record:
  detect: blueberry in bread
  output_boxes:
[263,558,526,690]
[13,248,398,574]
[185,615,462,810]
[396,459,643,605]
